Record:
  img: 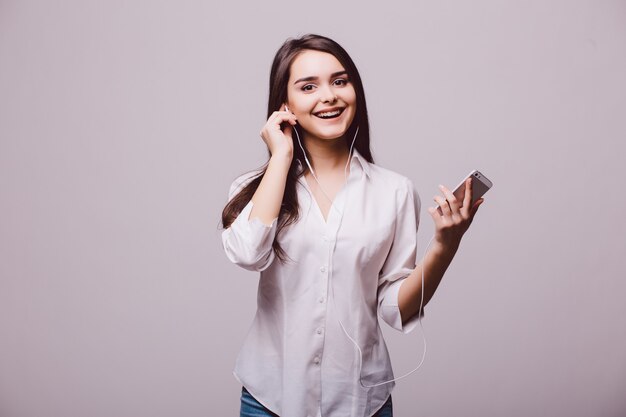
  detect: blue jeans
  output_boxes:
[240,386,393,417]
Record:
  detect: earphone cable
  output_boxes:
[294,125,428,388]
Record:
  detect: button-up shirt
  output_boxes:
[221,149,424,417]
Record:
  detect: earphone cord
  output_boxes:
[294,126,429,388]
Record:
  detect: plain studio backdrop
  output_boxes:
[1,1,625,416]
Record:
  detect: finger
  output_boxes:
[428,206,443,227]
[270,111,297,127]
[461,178,472,217]
[261,112,296,138]
[438,184,461,213]
[270,110,288,119]
[433,195,451,217]
[470,198,484,218]
[270,109,294,119]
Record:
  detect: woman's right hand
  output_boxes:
[259,104,297,159]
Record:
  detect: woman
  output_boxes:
[221,34,484,417]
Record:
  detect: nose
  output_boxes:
[320,84,337,104]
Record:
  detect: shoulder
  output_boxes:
[367,163,421,213]
[368,164,417,194]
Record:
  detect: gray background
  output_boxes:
[1,0,625,416]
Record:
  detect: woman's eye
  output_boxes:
[334,78,348,86]
[302,84,315,92]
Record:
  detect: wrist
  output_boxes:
[270,151,293,165]
[431,239,460,258]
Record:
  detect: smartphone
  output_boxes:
[437,170,493,214]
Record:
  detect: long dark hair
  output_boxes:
[221,34,374,264]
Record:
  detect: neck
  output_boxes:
[302,133,352,175]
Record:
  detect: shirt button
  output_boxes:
[316,328,323,335]
[314,356,320,364]
[318,297,325,303]
[320,266,326,273]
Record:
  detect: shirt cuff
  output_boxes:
[233,199,278,232]
[222,200,278,271]
[379,277,424,334]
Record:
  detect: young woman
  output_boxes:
[221,34,484,417]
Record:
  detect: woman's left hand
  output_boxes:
[428,178,484,251]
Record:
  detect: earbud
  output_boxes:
[284,105,290,113]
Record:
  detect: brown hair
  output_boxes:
[221,34,375,264]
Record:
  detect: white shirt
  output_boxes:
[221,149,424,417]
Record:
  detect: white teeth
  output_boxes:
[316,110,342,118]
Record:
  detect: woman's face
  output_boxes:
[286,50,357,142]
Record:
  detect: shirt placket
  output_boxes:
[320,182,352,417]
[309,217,336,416]
[298,162,354,417]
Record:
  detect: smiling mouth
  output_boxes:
[313,108,345,119]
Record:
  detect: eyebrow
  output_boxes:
[293,71,348,85]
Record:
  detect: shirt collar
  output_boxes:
[295,148,371,179]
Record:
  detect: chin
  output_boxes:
[310,122,354,140]
[314,129,348,140]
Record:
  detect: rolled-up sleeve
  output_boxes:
[377,178,424,334]
[221,173,278,272]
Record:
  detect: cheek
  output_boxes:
[344,86,357,104]
[345,91,357,115]
[290,96,316,115]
